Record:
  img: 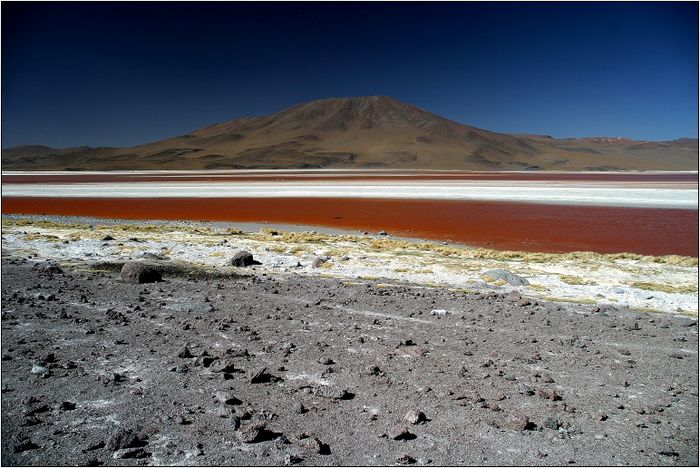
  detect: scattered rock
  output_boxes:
[13,437,39,453]
[537,387,560,401]
[215,391,242,405]
[318,357,334,365]
[231,251,258,267]
[177,347,193,358]
[106,429,145,451]
[504,412,532,431]
[481,269,529,286]
[396,453,416,464]
[229,416,241,430]
[312,257,327,268]
[236,422,267,443]
[112,447,150,459]
[249,367,278,384]
[297,436,328,455]
[386,425,413,440]
[284,453,303,465]
[293,402,306,414]
[120,262,162,284]
[210,359,237,374]
[679,318,696,327]
[101,235,114,241]
[313,386,348,400]
[403,410,426,425]
[543,416,559,430]
[59,401,76,411]
[30,362,50,376]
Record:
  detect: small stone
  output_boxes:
[537,387,560,401]
[298,436,326,455]
[102,235,114,241]
[658,446,679,457]
[284,453,303,465]
[109,372,125,383]
[59,401,76,411]
[543,416,559,430]
[249,367,275,384]
[517,383,534,396]
[175,415,186,425]
[318,357,333,365]
[294,402,306,414]
[679,318,696,327]
[312,257,327,268]
[236,422,267,443]
[231,251,257,267]
[403,410,426,425]
[541,373,554,383]
[120,262,161,284]
[31,362,50,376]
[210,359,236,374]
[396,453,416,464]
[504,412,531,431]
[106,429,143,451]
[229,416,241,430]
[386,425,413,440]
[112,448,149,459]
[216,392,242,405]
[177,347,193,358]
[12,437,39,453]
[281,342,295,352]
[313,386,348,399]
[481,269,529,286]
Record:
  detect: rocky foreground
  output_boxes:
[1,257,698,466]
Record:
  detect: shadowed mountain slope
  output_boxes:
[3,96,697,171]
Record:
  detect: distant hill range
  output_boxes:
[2,96,697,171]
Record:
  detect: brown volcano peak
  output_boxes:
[2,96,697,171]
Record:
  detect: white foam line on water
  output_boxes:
[2,181,697,208]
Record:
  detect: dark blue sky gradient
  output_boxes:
[2,2,698,148]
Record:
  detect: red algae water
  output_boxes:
[3,196,697,256]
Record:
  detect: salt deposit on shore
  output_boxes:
[2,216,696,316]
[3,181,697,209]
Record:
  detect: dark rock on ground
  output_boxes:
[386,425,414,440]
[231,251,258,267]
[120,262,162,284]
[105,429,146,451]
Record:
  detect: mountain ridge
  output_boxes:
[3,96,697,171]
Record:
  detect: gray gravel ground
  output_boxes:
[1,257,698,466]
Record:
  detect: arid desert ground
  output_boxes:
[1,168,698,466]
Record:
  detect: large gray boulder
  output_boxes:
[120,262,162,284]
[481,269,529,286]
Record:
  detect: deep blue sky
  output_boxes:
[2,2,698,148]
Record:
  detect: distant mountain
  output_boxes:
[2,96,697,171]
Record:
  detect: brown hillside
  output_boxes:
[2,96,697,171]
